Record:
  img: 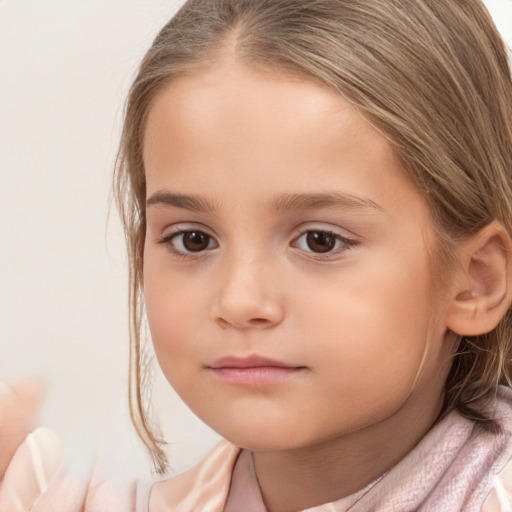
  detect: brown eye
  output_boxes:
[294,229,352,256]
[160,230,216,254]
[305,231,337,253]
[180,231,211,252]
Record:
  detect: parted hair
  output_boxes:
[114,0,512,472]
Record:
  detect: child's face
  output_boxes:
[142,59,455,451]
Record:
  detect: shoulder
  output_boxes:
[149,440,240,512]
[481,387,512,511]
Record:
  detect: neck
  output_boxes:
[252,389,444,512]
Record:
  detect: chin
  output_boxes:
[224,432,303,452]
[206,416,306,452]
[214,419,333,453]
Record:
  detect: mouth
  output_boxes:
[207,355,306,386]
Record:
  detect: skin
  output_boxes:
[0,378,46,481]
[143,58,458,511]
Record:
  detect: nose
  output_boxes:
[211,251,285,330]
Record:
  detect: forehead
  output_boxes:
[142,59,428,226]
[143,60,362,162]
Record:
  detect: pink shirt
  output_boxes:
[3,387,512,511]
[150,387,512,511]
[225,449,381,511]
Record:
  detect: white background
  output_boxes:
[1,0,511,475]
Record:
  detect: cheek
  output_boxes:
[300,253,435,403]
[143,263,204,380]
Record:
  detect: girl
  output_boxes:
[3,0,512,510]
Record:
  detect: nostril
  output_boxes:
[212,294,285,329]
[215,317,269,329]
[249,318,269,325]
[217,318,231,329]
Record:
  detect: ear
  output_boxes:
[446,221,512,336]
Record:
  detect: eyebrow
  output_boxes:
[146,190,382,214]
[146,191,219,214]
[270,192,383,213]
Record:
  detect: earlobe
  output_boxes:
[446,221,512,336]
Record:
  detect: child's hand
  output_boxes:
[1,428,136,512]
[0,378,46,480]
[0,427,63,511]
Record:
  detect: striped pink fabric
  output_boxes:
[2,388,512,511]
[151,387,512,511]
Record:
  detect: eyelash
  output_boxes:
[292,230,358,259]
[157,228,358,260]
[157,229,218,258]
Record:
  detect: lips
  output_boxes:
[208,356,305,386]
[210,355,299,369]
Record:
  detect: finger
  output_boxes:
[0,378,47,477]
[0,427,63,512]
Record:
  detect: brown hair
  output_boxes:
[114,0,512,472]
